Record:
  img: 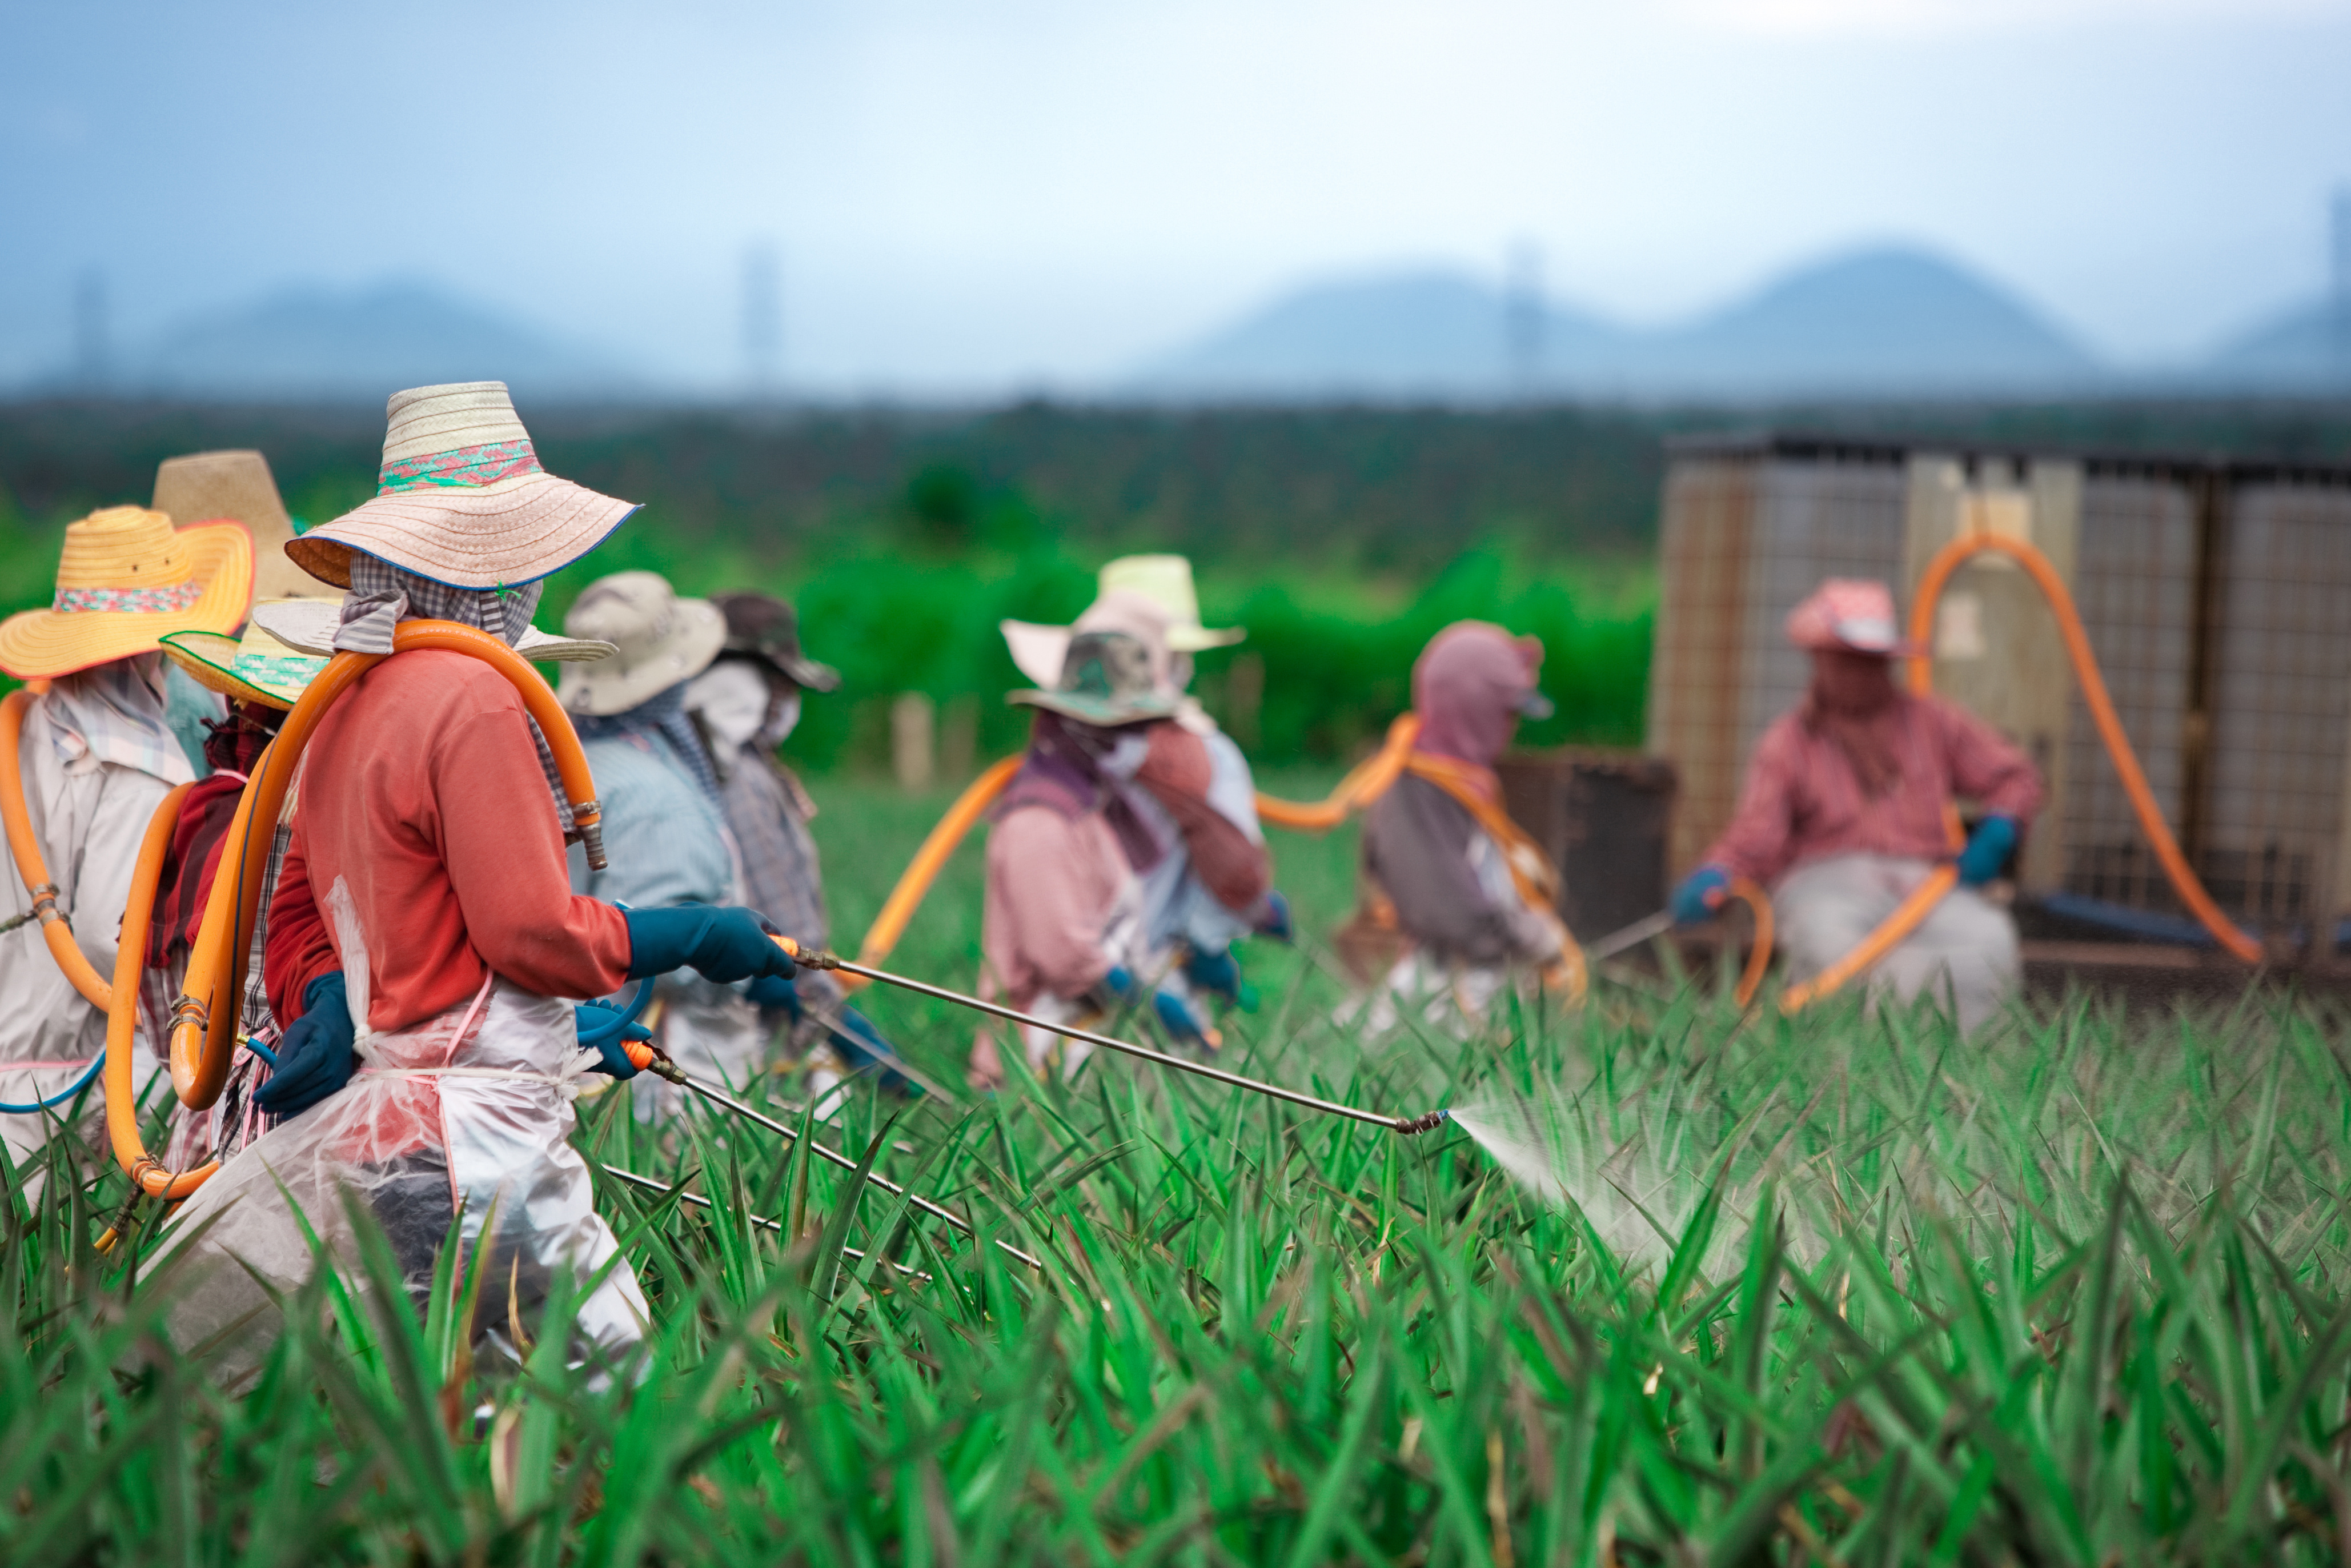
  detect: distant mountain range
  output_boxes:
[112,283,637,402]
[1138,246,2350,402]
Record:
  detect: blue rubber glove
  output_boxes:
[1670,865,1730,925]
[829,1006,921,1098]
[1183,946,1259,1012]
[1151,989,1210,1046]
[1956,816,2020,887]
[743,971,799,1011]
[254,972,356,1117]
[1087,964,1141,1013]
[1253,890,1294,944]
[573,997,651,1078]
[624,904,797,984]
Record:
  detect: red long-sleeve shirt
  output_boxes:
[1703,692,2043,888]
[265,649,631,1033]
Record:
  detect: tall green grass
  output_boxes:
[6,777,2351,1562]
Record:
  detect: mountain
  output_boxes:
[1135,245,2103,400]
[2205,299,2351,389]
[127,282,640,401]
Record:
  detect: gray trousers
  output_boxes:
[1774,853,2020,1033]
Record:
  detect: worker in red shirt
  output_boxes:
[1669,578,2043,1032]
[162,383,795,1382]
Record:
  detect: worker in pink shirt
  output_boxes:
[1669,578,2043,1031]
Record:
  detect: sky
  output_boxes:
[2,0,2347,395]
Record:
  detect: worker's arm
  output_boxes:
[1133,723,1271,913]
[1935,697,2044,825]
[986,807,1118,1000]
[435,705,633,1001]
[1363,777,1538,965]
[263,825,334,1027]
[1699,718,1807,887]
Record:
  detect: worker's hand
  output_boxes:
[1956,816,2020,887]
[255,972,357,1117]
[743,971,799,1011]
[1669,865,1731,925]
[829,1006,921,1098]
[573,997,652,1080]
[1183,945,1259,1012]
[623,904,799,984]
[1150,989,1212,1047]
[1252,890,1294,944]
[1084,964,1143,1014]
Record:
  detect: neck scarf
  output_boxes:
[684,657,800,782]
[996,712,1163,872]
[575,682,724,803]
[1801,657,1905,800]
[43,653,194,785]
[332,555,573,830]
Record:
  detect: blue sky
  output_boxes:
[3,0,2346,394]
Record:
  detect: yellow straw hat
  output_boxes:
[0,507,254,680]
[1000,552,1244,688]
[159,603,331,711]
[152,449,332,604]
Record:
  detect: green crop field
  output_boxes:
[7,771,2351,1565]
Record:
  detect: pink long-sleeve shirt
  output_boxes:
[981,806,1131,1010]
[1703,692,2043,888]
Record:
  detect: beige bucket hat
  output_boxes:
[161,603,331,710]
[556,571,728,716]
[1001,552,1242,689]
[248,599,618,664]
[0,507,254,680]
[287,382,637,591]
[152,450,330,604]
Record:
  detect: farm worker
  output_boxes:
[1001,554,1283,1012]
[0,503,252,1174]
[685,591,918,1098]
[560,571,801,1118]
[1668,578,2042,1033]
[970,601,1216,1089]
[1338,621,1571,1032]
[159,382,796,1382]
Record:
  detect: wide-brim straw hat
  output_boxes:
[249,600,619,664]
[1008,603,1178,728]
[556,571,728,717]
[161,603,332,710]
[0,507,254,680]
[1000,552,1242,689]
[153,450,330,604]
[288,382,637,591]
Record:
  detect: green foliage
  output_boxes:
[8,783,2351,1563]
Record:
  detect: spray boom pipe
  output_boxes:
[776,940,1446,1136]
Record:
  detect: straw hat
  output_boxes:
[1786,579,1923,657]
[287,382,637,591]
[248,599,619,664]
[160,603,331,710]
[1000,552,1242,689]
[1008,629,1178,728]
[0,507,254,680]
[556,571,727,716]
[151,450,329,604]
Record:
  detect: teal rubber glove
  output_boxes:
[624,904,797,984]
[1956,816,2019,887]
[1670,865,1730,925]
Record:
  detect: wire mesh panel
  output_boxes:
[2060,475,2197,912]
[2201,482,2351,926]
[1648,459,1757,875]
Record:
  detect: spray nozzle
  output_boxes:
[1393,1109,1449,1137]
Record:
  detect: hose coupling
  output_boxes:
[574,804,608,872]
[169,994,210,1034]
[1393,1110,1449,1137]
[29,883,63,927]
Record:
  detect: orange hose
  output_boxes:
[0,689,114,1010]
[837,755,1025,997]
[1907,533,2260,966]
[1252,714,1421,833]
[1726,876,1774,1009]
[169,621,608,1112]
[103,782,217,1201]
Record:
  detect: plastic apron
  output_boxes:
[159,958,649,1387]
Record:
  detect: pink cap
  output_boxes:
[1785,578,1920,656]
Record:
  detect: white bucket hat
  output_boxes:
[556,571,728,716]
[287,382,637,591]
[1001,553,1242,690]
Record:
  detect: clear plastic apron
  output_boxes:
[159,970,649,1386]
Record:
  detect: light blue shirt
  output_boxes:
[568,729,737,911]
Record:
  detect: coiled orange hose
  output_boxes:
[1778,531,2260,1012]
[0,689,115,1010]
